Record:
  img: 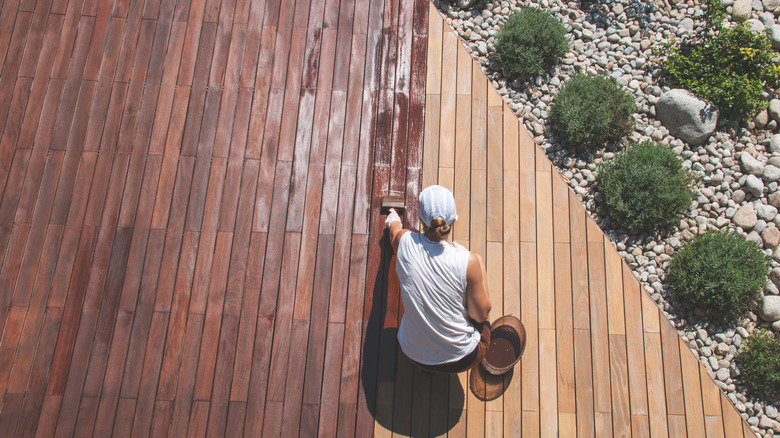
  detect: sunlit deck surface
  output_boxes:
[0,0,758,435]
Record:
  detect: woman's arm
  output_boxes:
[465,252,492,323]
[386,209,408,253]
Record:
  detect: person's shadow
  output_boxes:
[360,232,464,437]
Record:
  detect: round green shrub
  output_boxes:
[667,230,770,321]
[736,330,780,400]
[548,74,636,149]
[494,8,569,81]
[597,141,694,233]
[659,20,780,121]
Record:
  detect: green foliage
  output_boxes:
[548,74,636,149]
[597,141,694,232]
[658,20,780,121]
[667,230,770,321]
[494,8,569,81]
[737,330,780,400]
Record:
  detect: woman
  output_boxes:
[385,185,492,373]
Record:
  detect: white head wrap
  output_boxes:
[419,185,458,227]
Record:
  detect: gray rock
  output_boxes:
[770,100,780,122]
[769,192,780,209]
[760,415,779,430]
[764,165,780,182]
[734,0,753,20]
[746,174,765,197]
[735,204,759,229]
[771,134,780,155]
[754,107,769,128]
[765,0,780,10]
[774,320,780,331]
[741,153,765,175]
[757,203,778,221]
[770,25,780,50]
[760,295,780,321]
[763,226,780,247]
[716,368,731,381]
[656,89,719,145]
[748,230,763,245]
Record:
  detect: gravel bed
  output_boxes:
[433,0,780,434]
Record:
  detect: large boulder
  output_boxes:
[656,89,719,145]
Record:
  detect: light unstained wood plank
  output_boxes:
[422,94,440,189]
[706,415,725,438]
[438,29,456,169]
[486,105,502,243]
[455,41,471,96]
[660,318,685,416]
[623,265,649,417]
[609,335,631,438]
[595,412,613,438]
[641,288,661,334]
[519,131,535,243]
[539,328,558,438]
[701,351,724,422]
[503,170,520,318]
[471,64,486,171]
[536,170,554,330]
[604,243,626,338]
[453,93,470,243]
[520,242,538,414]
[643,333,669,438]
[722,392,746,438]
[554,242,575,415]
[668,414,688,437]
[523,411,540,437]
[574,328,595,438]
[586,228,611,415]
[559,412,576,438]
[679,337,707,438]
[632,415,650,438]
[486,241,503,336]
[470,169,486,260]
[503,103,519,172]
[551,173,570,243]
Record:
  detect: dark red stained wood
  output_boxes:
[180,22,217,156]
[0,78,32,199]
[129,311,168,437]
[155,231,198,399]
[32,395,61,438]
[0,393,24,436]
[150,400,172,438]
[6,225,63,394]
[242,315,274,436]
[13,307,62,437]
[10,151,64,306]
[315,322,345,437]
[279,319,312,437]
[264,232,302,402]
[108,398,134,438]
[45,226,97,395]
[52,308,97,437]
[168,313,205,436]
[225,401,247,436]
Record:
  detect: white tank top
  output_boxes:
[395,232,480,365]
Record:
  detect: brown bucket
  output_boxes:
[481,315,526,375]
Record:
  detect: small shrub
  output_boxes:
[548,74,636,149]
[737,330,780,400]
[658,0,780,120]
[494,8,569,81]
[597,141,694,232]
[667,230,770,321]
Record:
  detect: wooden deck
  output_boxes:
[0,0,756,436]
